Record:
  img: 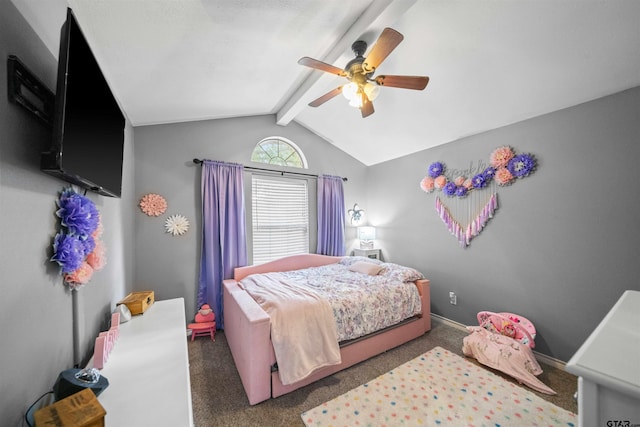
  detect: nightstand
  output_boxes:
[353,248,381,260]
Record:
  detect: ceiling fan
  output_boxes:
[298,27,429,118]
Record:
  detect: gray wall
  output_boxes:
[367,87,640,361]
[0,2,136,424]
[133,115,369,321]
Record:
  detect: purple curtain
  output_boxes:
[198,160,247,329]
[316,174,346,256]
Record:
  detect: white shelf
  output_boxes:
[91,298,194,426]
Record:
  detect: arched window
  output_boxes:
[250,137,308,169]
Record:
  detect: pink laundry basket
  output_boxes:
[477,311,537,348]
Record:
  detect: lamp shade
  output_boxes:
[342,82,359,101]
[342,82,379,109]
[357,226,376,241]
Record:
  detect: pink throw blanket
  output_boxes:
[240,272,341,385]
[463,326,556,395]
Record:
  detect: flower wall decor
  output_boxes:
[139,193,168,216]
[420,146,536,198]
[139,193,191,237]
[50,188,107,288]
[420,146,537,248]
[165,214,189,236]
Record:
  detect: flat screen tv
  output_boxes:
[41,8,125,198]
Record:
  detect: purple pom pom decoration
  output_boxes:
[51,232,85,273]
[455,186,468,197]
[49,187,107,286]
[507,153,536,178]
[472,173,487,189]
[57,190,100,237]
[428,162,444,178]
[80,235,96,257]
[482,167,496,181]
[443,181,457,196]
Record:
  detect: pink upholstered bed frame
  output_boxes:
[222,254,431,405]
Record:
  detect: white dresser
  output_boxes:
[92,298,194,426]
[566,290,640,427]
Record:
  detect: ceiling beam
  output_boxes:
[275,0,418,126]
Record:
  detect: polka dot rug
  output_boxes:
[302,346,576,426]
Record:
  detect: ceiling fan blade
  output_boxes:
[375,75,429,90]
[360,91,374,118]
[362,28,404,73]
[298,57,347,77]
[309,86,343,107]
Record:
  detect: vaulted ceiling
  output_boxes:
[13,0,640,165]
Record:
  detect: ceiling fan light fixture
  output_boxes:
[348,97,362,108]
[342,82,359,102]
[343,82,378,109]
[299,28,428,117]
[364,82,380,101]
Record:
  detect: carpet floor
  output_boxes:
[188,319,578,427]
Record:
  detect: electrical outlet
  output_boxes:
[449,292,457,305]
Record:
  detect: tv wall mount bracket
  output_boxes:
[7,55,55,128]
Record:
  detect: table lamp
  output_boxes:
[357,226,376,249]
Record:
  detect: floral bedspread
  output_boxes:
[276,257,423,342]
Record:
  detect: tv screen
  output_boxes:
[41,8,125,198]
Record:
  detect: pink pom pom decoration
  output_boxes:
[495,167,514,186]
[420,176,435,193]
[490,146,515,168]
[434,175,447,189]
[86,240,107,271]
[65,262,94,287]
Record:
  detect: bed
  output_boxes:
[222,254,431,405]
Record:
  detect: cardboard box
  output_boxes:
[117,290,154,315]
[34,388,105,427]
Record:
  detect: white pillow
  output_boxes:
[348,261,383,276]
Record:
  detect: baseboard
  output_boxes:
[431,313,468,331]
[431,314,567,371]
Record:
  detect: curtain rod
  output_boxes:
[192,159,347,182]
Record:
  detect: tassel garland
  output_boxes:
[435,193,499,247]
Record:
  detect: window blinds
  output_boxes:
[252,176,309,264]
